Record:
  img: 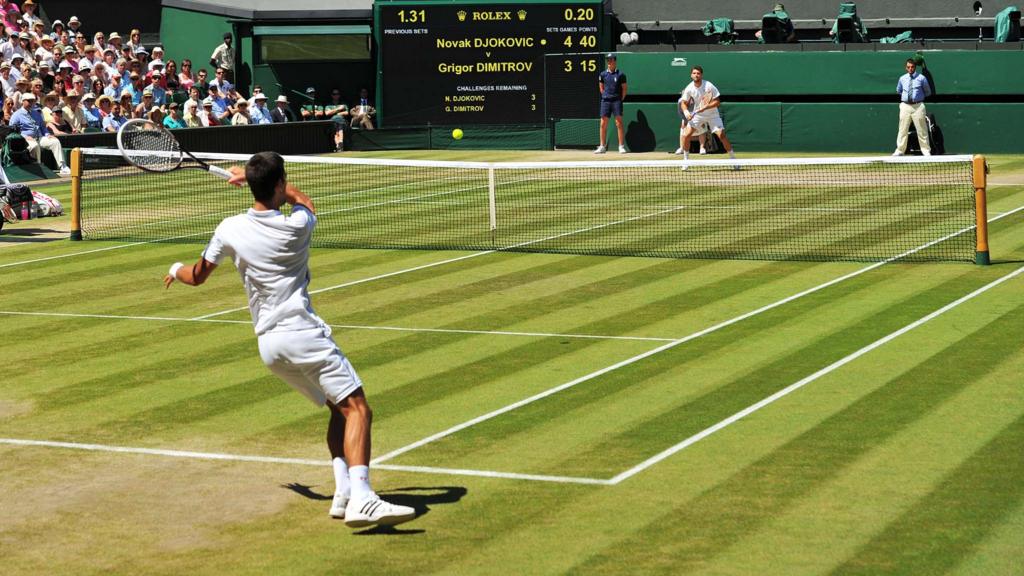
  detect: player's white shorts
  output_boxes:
[682,114,724,135]
[257,325,363,407]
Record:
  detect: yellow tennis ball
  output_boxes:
[452,128,464,140]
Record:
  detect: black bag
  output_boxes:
[3,132,34,166]
[1,183,32,205]
[926,113,945,155]
[908,113,944,155]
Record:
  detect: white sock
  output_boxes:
[728,150,736,159]
[683,151,689,160]
[349,465,372,499]
[332,457,350,496]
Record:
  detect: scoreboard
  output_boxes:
[375,0,603,126]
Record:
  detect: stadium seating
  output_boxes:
[611,0,1007,45]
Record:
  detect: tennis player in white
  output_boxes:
[163,151,415,529]
[675,65,736,163]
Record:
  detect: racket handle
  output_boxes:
[208,165,233,180]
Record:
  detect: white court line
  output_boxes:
[0,240,152,269]
[0,438,608,486]
[609,262,1024,484]
[371,204,1024,465]
[193,250,498,320]
[0,310,674,342]
[0,230,214,270]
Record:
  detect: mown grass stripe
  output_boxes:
[395,264,968,470]
[567,299,1024,575]
[829,413,1024,575]
[564,270,993,478]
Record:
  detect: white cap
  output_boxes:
[21,92,35,100]
[69,16,80,24]
[254,92,268,100]
[276,95,288,103]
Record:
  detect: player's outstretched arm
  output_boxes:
[165,258,218,288]
[285,184,315,214]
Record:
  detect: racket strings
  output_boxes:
[121,122,182,172]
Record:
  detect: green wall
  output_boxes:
[551,50,1024,153]
[160,8,234,82]
[615,50,1024,96]
[559,102,1024,153]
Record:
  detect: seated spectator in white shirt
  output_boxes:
[249,92,272,124]
[20,0,41,29]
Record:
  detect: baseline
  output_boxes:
[0,438,609,486]
[0,310,673,342]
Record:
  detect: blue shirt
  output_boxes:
[149,85,167,106]
[126,83,143,106]
[599,69,626,101]
[163,115,187,129]
[897,72,931,103]
[210,95,229,118]
[250,104,272,125]
[10,106,45,138]
[103,113,127,132]
[83,106,102,129]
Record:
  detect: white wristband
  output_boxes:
[168,262,184,278]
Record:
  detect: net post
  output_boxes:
[973,154,989,265]
[488,166,497,245]
[69,148,82,241]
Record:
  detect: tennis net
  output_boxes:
[72,149,986,263]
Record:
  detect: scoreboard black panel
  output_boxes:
[376,1,602,126]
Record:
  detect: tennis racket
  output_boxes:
[116,118,233,180]
[698,90,715,114]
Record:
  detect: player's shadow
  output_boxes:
[625,110,657,153]
[281,483,467,535]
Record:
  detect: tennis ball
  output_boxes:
[452,128,464,140]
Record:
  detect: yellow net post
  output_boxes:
[973,155,989,265]
[69,148,82,241]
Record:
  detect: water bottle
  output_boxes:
[20,201,29,220]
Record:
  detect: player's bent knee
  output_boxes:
[337,388,372,419]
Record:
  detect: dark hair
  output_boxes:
[905,58,916,65]
[692,65,704,73]
[245,152,285,204]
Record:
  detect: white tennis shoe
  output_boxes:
[618,145,627,154]
[699,147,707,155]
[329,492,349,519]
[673,147,684,155]
[344,493,416,528]
[594,145,607,154]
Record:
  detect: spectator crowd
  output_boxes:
[0,0,376,168]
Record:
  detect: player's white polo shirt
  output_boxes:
[203,206,362,405]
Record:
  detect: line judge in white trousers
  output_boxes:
[893,58,932,156]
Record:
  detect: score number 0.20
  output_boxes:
[561,7,598,72]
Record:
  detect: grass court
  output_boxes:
[1,150,1023,575]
